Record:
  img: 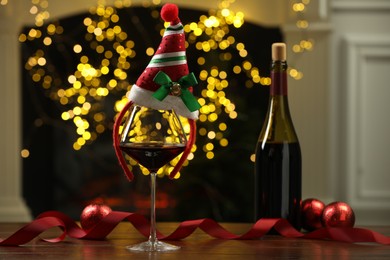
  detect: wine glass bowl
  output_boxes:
[119,105,186,252]
[120,106,187,173]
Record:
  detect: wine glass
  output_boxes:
[119,104,186,252]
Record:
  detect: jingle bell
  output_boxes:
[171,82,182,96]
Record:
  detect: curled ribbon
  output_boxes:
[1,210,390,246]
[152,71,201,112]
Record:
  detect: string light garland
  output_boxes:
[288,0,315,80]
[12,0,313,178]
[186,0,249,164]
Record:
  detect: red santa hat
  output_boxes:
[113,3,200,181]
[127,3,200,119]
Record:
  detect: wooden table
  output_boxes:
[1,222,390,259]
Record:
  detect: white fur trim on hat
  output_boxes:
[127,84,199,120]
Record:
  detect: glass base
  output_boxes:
[126,240,180,252]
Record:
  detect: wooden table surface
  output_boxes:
[1,222,390,259]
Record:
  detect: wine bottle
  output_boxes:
[254,42,302,231]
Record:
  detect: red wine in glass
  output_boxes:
[119,143,186,172]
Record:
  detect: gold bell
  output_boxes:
[170,82,182,96]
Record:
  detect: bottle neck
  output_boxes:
[270,60,288,96]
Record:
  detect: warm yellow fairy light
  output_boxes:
[43,36,52,45]
[207,131,216,139]
[73,44,83,53]
[221,8,230,17]
[296,19,308,29]
[21,149,30,158]
[220,138,228,147]
[146,47,155,56]
[206,151,214,159]
[30,5,38,14]
[293,3,305,12]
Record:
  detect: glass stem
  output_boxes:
[149,172,157,244]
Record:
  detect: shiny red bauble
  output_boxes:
[80,204,112,231]
[321,201,355,228]
[301,198,325,231]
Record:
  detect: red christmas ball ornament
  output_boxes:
[301,198,325,231]
[321,201,355,228]
[80,204,112,231]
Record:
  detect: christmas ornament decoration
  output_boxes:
[301,198,325,231]
[152,71,200,112]
[321,201,355,228]
[80,204,112,231]
[113,3,200,181]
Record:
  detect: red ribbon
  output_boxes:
[1,210,390,246]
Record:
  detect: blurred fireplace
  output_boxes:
[21,5,282,222]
